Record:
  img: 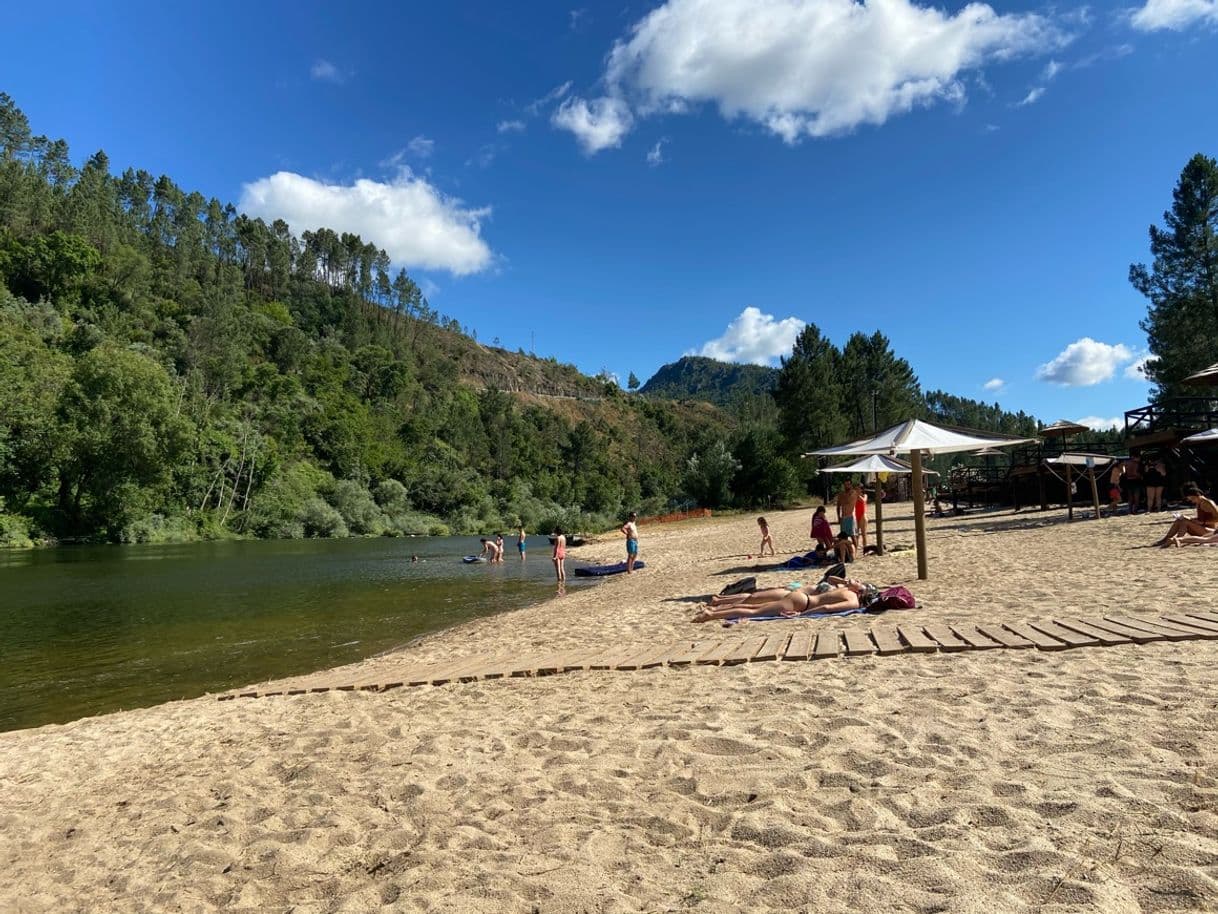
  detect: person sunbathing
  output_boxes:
[694,577,876,623]
[1152,484,1218,547]
[1168,529,1218,547]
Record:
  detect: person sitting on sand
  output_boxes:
[1152,483,1218,547]
[756,516,775,557]
[835,531,855,564]
[810,505,835,548]
[694,576,878,623]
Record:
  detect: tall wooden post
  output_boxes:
[1065,463,1074,522]
[1088,466,1101,520]
[911,450,928,580]
[873,474,884,554]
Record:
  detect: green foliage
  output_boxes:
[642,355,777,405]
[1131,153,1218,400]
[683,440,740,508]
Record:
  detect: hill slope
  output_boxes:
[641,356,778,405]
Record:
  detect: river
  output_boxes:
[0,535,593,732]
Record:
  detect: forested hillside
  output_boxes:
[641,356,778,406]
[0,94,730,546]
[0,93,1070,548]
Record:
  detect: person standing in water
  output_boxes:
[552,526,567,593]
[622,511,640,573]
[517,524,527,561]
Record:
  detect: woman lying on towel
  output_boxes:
[692,576,878,623]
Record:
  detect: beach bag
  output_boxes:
[719,576,757,596]
[874,586,916,610]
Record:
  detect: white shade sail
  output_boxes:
[819,454,938,476]
[1044,452,1119,467]
[1182,427,1218,444]
[810,419,1036,457]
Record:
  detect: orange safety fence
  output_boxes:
[638,507,712,525]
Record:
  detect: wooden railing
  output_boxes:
[1125,398,1218,438]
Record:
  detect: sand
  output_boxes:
[2,504,1218,913]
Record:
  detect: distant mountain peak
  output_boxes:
[641,355,778,406]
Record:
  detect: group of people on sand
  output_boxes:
[1109,455,1169,515]
[551,511,641,594]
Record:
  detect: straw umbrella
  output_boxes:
[1039,420,1090,520]
[812,419,1035,580]
[818,453,938,554]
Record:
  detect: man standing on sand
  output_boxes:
[622,511,640,573]
[836,480,859,546]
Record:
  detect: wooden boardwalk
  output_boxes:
[217,612,1218,701]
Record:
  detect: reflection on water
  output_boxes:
[0,536,590,732]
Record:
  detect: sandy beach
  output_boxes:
[3,504,1218,913]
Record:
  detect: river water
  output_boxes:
[0,535,592,732]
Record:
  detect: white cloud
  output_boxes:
[1017,87,1046,106]
[1131,0,1218,31]
[1125,354,1152,381]
[646,138,667,166]
[1036,338,1134,386]
[983,378,1005,392]
[407,136,435,158]
[553,0,1068,152]
[552,96,634,153]
[1077,415,1124,432]
[310,59,346,84]
[1042,59,1063,81]
[497,119,526,133]
[692,307,806,365]
[526,81,574,115]
[240,170,494,276]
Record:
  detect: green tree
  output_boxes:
[1131,153,1218,400]
[627,371,640,391]
[773,324,846,457]
[54,344,190,536]
[683,439,740,508]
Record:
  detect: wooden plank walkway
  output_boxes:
[216,613,1218,701]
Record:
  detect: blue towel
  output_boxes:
[722,607,868,626]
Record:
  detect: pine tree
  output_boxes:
[1131,153,1218,400]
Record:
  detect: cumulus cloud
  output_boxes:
[497,119,526,133]
[1131,0,1218,30]
[983,378,1005,392]
[310,59,346,83]
[1125,354,1152,381]
[552,96,634,153]
[1036,338,1135,386]
[1077,415,1124,432]
[554,0,1068,152]
[692,307,806,365]
[240,170,494,276]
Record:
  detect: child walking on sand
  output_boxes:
[756,517,775,557]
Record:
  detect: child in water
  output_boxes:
[756,517,775,557]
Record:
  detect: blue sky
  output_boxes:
[4,0,1218,430]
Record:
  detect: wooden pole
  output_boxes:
[876,475,886,555]
[1065,462,1074,522]
[911,450,928,580]
[1088,466,1101,520]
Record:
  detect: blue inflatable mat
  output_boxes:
[462,555,486,563]
[573,560,646,577]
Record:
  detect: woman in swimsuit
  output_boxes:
[694,577,875,623]
[552,526,567,591]
[1152,483,1218,547]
